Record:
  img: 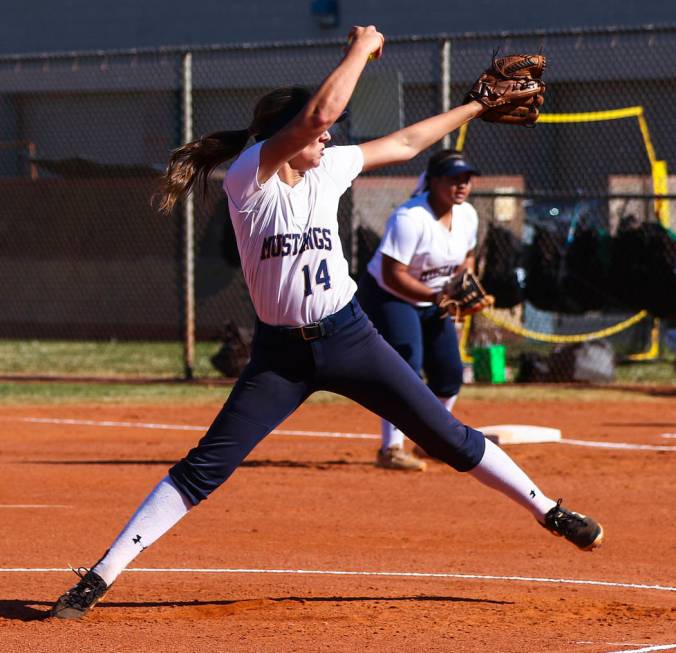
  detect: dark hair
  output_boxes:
[156,86,312,215]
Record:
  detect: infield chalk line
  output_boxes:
[21,417,205,432]
[19,417,378,440]
[1,566,674,593]
[17,417,676,451]
[609,644,676,653]
[558,438,676,452]
[578,644,676,650]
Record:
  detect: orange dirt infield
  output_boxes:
[0,396,675,652]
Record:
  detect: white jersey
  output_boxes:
[224,141,363,326]
[367,193,478,307]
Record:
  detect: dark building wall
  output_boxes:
[1,0,674,55]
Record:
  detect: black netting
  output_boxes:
[0,29,674,380]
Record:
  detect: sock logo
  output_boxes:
[132,534,147,550]
[529,490,536,498]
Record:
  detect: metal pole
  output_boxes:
[181,52,195,379]
[441,39,451,149]
[27,141,37,180]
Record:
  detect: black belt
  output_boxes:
[256,297,359,343]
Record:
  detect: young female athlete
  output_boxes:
[358,149,481,471]
[52,25,603,619]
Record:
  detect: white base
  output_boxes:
[478,424,562,445]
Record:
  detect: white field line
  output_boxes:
[22,417,204,431]
[660,433,676,439]
[558,438,676,452]
[17,417,676,451]
[577,645,674,650]
[271,429,377,440]
[0,566,674,593]
[19,417,379,440]
[605,645,676,653]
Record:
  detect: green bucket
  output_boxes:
[471,345,506,384]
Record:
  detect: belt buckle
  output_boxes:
[300,321,324,341]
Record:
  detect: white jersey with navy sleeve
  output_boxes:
[224,142,363,326]
[367,193,478,307]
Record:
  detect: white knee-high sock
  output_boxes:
[469,438,557,521]
[437,395,458,412]
[92,475,193,586]
[381,419,405,450]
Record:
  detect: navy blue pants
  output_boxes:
[357,272,464,397]
[170,297,485,505]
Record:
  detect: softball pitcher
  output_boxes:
[358,150,481,471]
[52,26,603,620]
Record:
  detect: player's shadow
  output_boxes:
[26,459,372,469]
[273,595,513,605]
[241,459,372,469]
[0,599,52,621]
[0,594,513,621]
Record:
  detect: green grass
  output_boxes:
[0,381,230,404]
[615,354,676,385]
[0,338,671,406]
[0,339,225,378]
[0,381,670,406]
[2,338,674,385]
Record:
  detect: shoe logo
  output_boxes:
[132,534,147,551]
[529,490,536,498]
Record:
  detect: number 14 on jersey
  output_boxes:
[302,258,331,296]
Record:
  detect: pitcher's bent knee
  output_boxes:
[428,380,462,399]
[168,459,235,505]
[418,423,486,472]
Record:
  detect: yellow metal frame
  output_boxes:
[626,318,661,361]
[481,309,648,343]
[459,314,474,364]
[456,106,666,362]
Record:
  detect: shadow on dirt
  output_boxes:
[0,594,513,621]
[0,599,52,621]
[23,459,372,469]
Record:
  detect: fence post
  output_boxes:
[181,51,195,379]
[440,39,451,149]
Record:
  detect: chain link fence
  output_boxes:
[0,27,674,382]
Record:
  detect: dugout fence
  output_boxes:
[0,26,674,382]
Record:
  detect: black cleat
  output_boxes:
[542,499,604,551]
[51,568,109,620]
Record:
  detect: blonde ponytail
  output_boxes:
[156,129,250,215]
